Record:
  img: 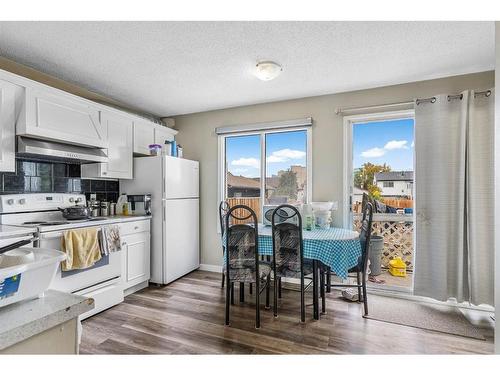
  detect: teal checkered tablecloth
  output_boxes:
[223,224,361,279]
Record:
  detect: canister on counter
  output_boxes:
[100,201,110,217]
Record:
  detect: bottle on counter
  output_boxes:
[122,202,129,216]
[116,193,128,215]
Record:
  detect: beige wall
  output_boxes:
[495,22,500,355]
[174,71,494,267]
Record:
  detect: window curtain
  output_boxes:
[414,89,494,306]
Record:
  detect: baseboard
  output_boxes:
[199,263,222,273]
[123,280,149,297]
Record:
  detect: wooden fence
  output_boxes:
[226,197,261,223]
[381,198,413,209]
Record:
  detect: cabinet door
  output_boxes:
[82,111,133,179]
[0,80,16,172]
[154,125,175,146]
[101,112,133,179]
[18,87,107,148]
[133,119,155,155]
[122,232,151,289]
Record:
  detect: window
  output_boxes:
[220,128,311,222]
[383,181,394,188]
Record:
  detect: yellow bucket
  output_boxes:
[388,257,407,277]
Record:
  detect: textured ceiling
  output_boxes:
[0,21,494,116]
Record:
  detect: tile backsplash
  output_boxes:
[0,159,119,203]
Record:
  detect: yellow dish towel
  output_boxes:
[61,228,102,271]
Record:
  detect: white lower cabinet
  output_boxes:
[120,220,151,292]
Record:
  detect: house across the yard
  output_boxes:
[375,171,413,198]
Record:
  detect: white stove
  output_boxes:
[0,193,124,320]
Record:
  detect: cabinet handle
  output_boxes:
[102,172,107,175]
[134,226,139,230]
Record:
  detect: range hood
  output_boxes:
[17,137,108,164]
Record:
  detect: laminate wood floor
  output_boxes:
[80,270,494,354]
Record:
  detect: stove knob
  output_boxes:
[7,198,14,205]
[18,198,26,205]
[69,197,75,203]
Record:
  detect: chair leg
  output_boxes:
[362,273,368,316]
[300,273,305,323]
[256,280,260,329]
[356,272,362,302]
[326,269,331,293]
[231,282,234,305]
[278,277,282,298]
[312,260,319,320]
[265,275,270,309]
[273,274,278,317]
[225,277,230,325]
[249,283,253,295]
[221,273,225,288]
[320,269,326,314]
[239,282,245,303]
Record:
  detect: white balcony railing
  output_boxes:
[353,213,414,270]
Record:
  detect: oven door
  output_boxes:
[37,228,122,293]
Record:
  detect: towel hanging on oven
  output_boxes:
[99,225,122,256]
[61,228,102,271]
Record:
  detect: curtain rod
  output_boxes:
[335,101,414,115]
[336,90,492,114]
[416,90,492,106]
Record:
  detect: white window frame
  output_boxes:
[217,127,312,229]
[342,109,415,228]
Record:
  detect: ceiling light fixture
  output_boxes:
[253,61,283,81]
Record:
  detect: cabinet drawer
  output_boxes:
[119,219,150,236]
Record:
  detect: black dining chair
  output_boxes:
[224,204,272,328]
[219,201,254,301]
[219,201,230,289]
[328,202,374,316]
[271,204,319,322]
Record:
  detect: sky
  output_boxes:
[226,130,307,178]
[352,118,414,171]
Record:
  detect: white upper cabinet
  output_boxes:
[154,124,176,146]
[81,111,133,179]
[133,119,155,155]
[16,87,107,148]
[0,80,17,172]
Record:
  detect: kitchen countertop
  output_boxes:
[39,215,152,232]
[0,290,94,351]
[0,225,36,240]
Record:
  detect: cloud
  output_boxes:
[360,139,410,158]
[267,148,306,163]
[231,168,249,174]
[361,147,386,158]
[231,157,259,168]
[411,141,414,147]
[384,140,408,150]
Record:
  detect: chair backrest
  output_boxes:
[271,204,304,278]
[219,201,230,238]
[225,205,259,282]
[358,202,374,273]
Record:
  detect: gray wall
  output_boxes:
[174,71,494,267]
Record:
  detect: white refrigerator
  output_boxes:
[121,155,199,284]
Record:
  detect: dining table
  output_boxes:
[223,223,362,320]
[256,224,361,319]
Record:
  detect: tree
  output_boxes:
[353,162,391,199]
[275,169,298,201]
